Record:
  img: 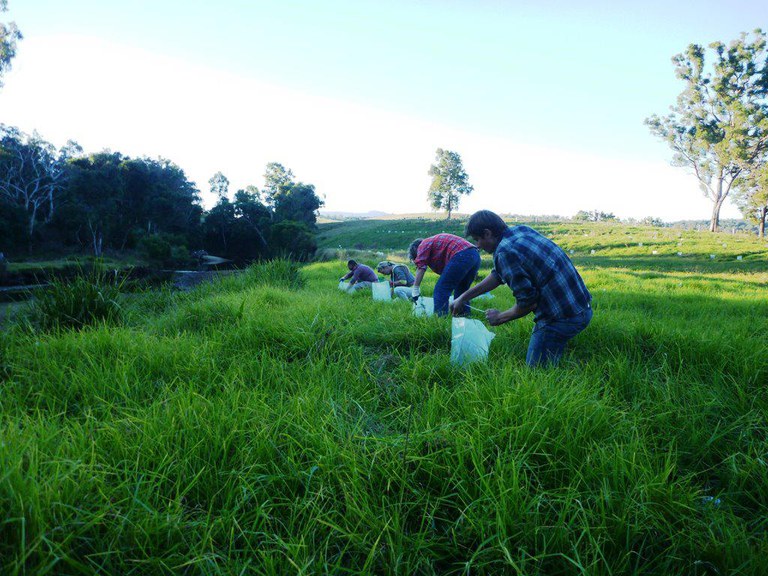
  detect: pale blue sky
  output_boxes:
[1,0,765,218]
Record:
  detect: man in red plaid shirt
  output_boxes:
[408,233,481,316]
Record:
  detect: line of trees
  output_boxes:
[0,125,323,263]
[647,29,768,236]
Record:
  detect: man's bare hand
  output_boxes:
[449,296,465,316]
[485,308,503,326]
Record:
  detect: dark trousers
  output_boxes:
[526,306,593,367]
[433,248,481,316]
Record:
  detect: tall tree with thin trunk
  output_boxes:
[263,162,295,207]
[427,148,473,220]
[646,30,768,232]
[0,126,73,244]
[734,162,768,238]
[208,171,229,201]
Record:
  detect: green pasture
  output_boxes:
[1,222,767,574]
[318,218,766,269]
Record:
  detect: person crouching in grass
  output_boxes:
[376,261,415,300]
[450,210,592,367]
[408,233,481,316]
[339,259,379,291]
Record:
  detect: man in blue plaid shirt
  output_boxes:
[451,210,592,367]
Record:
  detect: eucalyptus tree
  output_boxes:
[272,182,323,229]
[733,163,768,237]
[65,152,124,257]
[0,126,77,243]
[646,30,768,232]
[427,148,473,220]
[0,0,21,88]
[262,162,295,206]
[208,171,230,201]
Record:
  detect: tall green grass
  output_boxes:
[1,231,767,574]
[30,266,126,331]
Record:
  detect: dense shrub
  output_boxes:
[270,221,317,261]
[211,259,306,293]
[32,268,125,330]
[139,235,172,264]
[139,234,192,268]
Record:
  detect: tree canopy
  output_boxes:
[0,0,22,88]
[263,162,295,206]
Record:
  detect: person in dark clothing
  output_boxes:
[451,210,592,367]
[340,259,379,291]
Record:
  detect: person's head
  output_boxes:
[408,239,423,262]
[465,210,508,253]
[376,261,394,275]
[347,259,358,271]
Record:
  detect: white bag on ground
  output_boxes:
[412,296,435,317]
[338,281,351,293]
[393,286,411,300]
[451,317,495,366]
[371,282,392,302]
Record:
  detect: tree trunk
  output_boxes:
[29,203,38,239]
[89,220,103,257]
[759,206,766,239]
[709,198,724,232]
[93,232,103,257]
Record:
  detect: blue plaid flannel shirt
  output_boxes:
[492,226,591,322]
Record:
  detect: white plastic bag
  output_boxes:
[338,281,351,293]
[450,317,495,366]
[412,296,434,317]
[371,282,392,302]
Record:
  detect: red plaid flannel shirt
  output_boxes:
[414,234,474,274]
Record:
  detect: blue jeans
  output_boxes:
[526,306,592,367]
[433,248,481,316]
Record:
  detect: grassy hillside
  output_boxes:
[1,224,767,574]
[317,218,768,269]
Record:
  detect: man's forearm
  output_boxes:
[459,272,502,301]
[497,302,537,324]
[413,268,426,287]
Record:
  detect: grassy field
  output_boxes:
[1,220,767,574]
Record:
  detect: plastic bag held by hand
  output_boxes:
[338,281,351,293]
[371,282,392,302]
[412,296,435,317]
[450,317,495,366]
